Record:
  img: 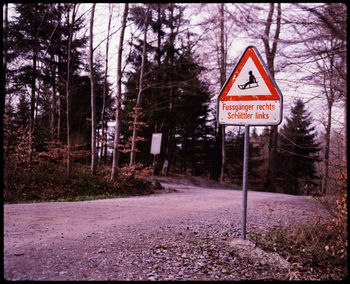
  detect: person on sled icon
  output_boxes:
[243,71,257,89]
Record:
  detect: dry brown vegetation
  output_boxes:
[256,168,347,280]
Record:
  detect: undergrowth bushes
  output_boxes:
[3,121,155,203]
[255,167,347,280]
[3,135,153,203]
[4,163,154,203]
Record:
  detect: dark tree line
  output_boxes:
[4,4,114,160]
[121,4,215,176]
[4,3,335,198]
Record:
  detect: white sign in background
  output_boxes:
[150,133,162,155]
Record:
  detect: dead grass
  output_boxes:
[255,189,347,280]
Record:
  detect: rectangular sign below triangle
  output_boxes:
[217,46,283,126]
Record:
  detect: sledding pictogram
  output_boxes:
[238,71,259,90]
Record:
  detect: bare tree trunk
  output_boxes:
[262,3,281,192]
[66,4,77,179]
[29,45,38,164]
[341,34,346,161]
[56,4,62,143]
[111,3,129,181]
[29,3,39,164]
[3,3,8,100]
[99,4,112,167]
[29,3,48,163]
[323,97,333,194]
[320,47,336,195]
[164,4,175,170]
[50,53,56,141]
[57,54,62,143]
[89,3,97,174]
[344,92,347,160]
[219,3,226,183]
[129,5,150,167]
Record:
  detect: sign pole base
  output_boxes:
[242,125,250,240]
[151,154,156,182]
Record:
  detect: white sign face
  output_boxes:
[217,46,283,126]
[218,100,281,125]
[150,133,162,155]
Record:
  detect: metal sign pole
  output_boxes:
[151,154,156,182]
[242,125,250,240]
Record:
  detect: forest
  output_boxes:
[2,3,347,202]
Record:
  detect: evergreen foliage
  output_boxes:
[122,4,214,175]
[6,4,113,161]
[226,128,264,189]
[277,99,321,195]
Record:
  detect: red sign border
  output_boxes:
[219,46,281,101]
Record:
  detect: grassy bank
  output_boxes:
[4,165,155,204]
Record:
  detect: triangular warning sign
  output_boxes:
[219,46,281,101]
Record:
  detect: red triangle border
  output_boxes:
[219,47,281,101]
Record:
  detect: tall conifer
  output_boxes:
[278,99,321,195]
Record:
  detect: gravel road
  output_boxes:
[4,179,325,280]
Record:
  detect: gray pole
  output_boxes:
[151,154,156,182]
[242,125,250,240]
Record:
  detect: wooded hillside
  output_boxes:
[3,3,346,201]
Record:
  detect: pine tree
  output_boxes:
[122,4,213,174]
[277,99,321,195]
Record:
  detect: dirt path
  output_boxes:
[4,179,324,280]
